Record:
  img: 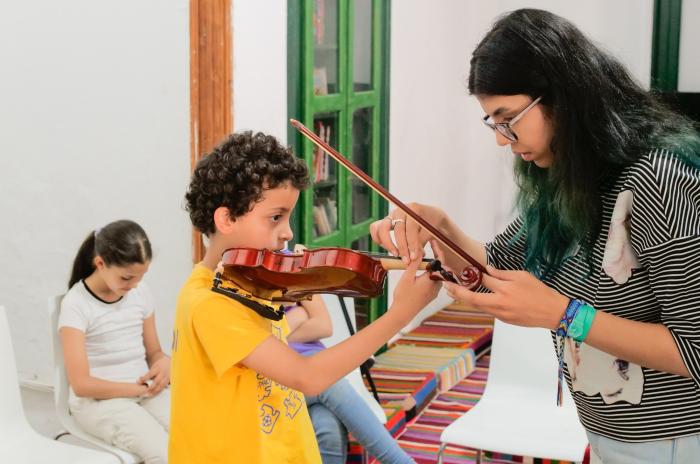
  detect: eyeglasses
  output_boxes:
[482,96,542,142]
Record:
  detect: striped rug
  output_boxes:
[372,345,477,393]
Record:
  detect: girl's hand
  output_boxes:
[139,356,170,396]
[442,265,568,330]
[389,256,442,326]
[369,203,447,264]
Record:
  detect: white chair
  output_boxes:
[320,295,387,424]
[0,305,119,463]
[437,320,588,463]
[49,295,141,464]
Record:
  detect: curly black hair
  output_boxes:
[185,131,309,235]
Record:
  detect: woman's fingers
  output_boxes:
[404,216,424,262]
[392,219,411,264]
[442,281,503,314]
[370,216,400,257]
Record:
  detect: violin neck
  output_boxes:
[364,253,432,271]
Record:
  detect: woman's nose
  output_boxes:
[495,131,513,147]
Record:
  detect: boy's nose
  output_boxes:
[279,224,293,242]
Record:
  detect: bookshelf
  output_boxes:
[288,0,390,328]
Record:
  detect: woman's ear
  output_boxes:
[213,207,236,235]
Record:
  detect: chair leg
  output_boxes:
[436,443,446,464]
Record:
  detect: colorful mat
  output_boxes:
[372,344,477,393]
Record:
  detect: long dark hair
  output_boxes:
[468,8,700,275]
[68,220,152,288]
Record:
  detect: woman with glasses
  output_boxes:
[371,8,700,464]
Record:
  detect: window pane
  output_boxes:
[312,112,339,238]
[353,0,373,91]
[313,0,339,95]
[352,107,372,224]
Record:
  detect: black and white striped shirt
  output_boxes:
[486,149,700,442]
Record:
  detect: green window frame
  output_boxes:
[288,0,391,326]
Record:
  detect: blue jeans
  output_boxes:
[587,431,700,464]
[306,378,415,464]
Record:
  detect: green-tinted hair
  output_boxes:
[469,9,700,276]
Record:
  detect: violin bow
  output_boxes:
[290,119,486,274]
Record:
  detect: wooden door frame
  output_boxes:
[190,0,233,262]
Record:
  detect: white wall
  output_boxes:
[232,0,289,142]
[0,0,191,385]
[679,0,700,92]
[389,0,655,325]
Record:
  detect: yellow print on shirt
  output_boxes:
[257,373,272,401]
[259,404,280,434]
[284,391,303,419]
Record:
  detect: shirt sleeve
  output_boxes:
[629,151,700,387]
[136,282,155,319]
[191,294,272,378]
[58,292,89,332]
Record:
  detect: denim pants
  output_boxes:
[306,377,415,464]
[587,431,700,464]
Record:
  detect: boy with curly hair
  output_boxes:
[169,131,440,463]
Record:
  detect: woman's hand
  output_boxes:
[443,265,568,330]
[139,356,170,396]
[389,256,442,326]
[369,203,447,264]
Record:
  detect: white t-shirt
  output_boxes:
[59,280,154,384]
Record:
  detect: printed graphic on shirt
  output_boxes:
[259,404,280,434]
[257,373,272,401]
[284,391,303,419]
[602,190,641,284]
[565,339,643,405]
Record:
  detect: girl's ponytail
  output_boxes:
[68,232,98,288]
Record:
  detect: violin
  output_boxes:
[217,247,454,303]
[214,120,487,316]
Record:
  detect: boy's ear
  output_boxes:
[213,207,236,234]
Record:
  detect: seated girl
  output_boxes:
[59,220,170,464]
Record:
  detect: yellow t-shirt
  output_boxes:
[168,265,321,463]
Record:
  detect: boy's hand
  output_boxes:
[389,256,441,326]
[139,356,171,396]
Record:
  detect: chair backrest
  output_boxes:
[48,295,140,464]
[0,306,33,434]
[48,295,74,428]
[484,319,574,405]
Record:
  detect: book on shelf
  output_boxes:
[313,204,332,236]
[312,122,333,183]
[313,67,328,96]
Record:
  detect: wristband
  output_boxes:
[567,302,596,343]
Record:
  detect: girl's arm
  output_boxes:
[241,258,441,396]
[140,314,170,395]
[60,327,149,399]
[286,295,332,343]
